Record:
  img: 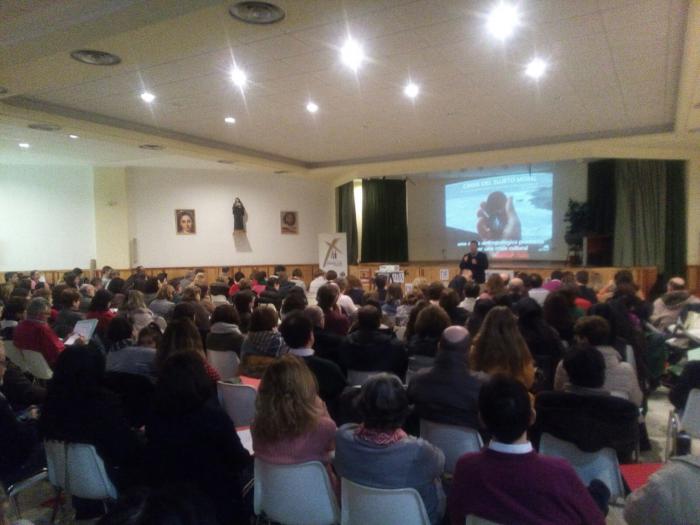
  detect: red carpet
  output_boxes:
[620,463,664,491]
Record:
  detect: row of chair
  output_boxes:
[3,340,53,380]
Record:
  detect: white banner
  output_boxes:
[318,233,348,277]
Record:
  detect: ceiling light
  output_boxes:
[140,92,156,103]
[404,82,420,99]
[487,2,520,40]
[70,49,121,66]
[18,143,30,149]
[69,134,79,139]
[525,58,547,79]
[341,37,365,71]
[224,116,236,124]
[306,101,319,113]
[231,68,248,89]
[229,2,285,24]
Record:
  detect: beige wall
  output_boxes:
[687,155,700,266]
[93,167,130,269]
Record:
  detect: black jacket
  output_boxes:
[258,288,282,311]
[312,327,345,366]
[670,361,700,411]
[407,350,484,429]
[339,329,408,380]
[146,397,251,525]
[0,392,41,483]
[578,285,598,305]
[298,354,346,421]
[459,252,489,283]
[406,335,440,358]
[0,361,46,408]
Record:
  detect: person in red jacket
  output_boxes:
[13,297,65,367]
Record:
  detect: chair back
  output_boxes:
[539,433,624,500]
[254,458,339,525]
[3,340,27,372]
[419,419,483,473]
[217,381,257,427]
[340,478,430,525]
[465,515,503,525]
[681,388,700,437]
[624,345,637,372]
[44,440,118,500]
[346,370,383,386]
[21,349,53,380]
[207,350,240,380]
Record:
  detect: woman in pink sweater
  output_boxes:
[252,355,337,474]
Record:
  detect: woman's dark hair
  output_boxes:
[464,282,481,299]
[466,298,495,336]
[156,318,204,371]
[414,304,450,339]
[144,278,160,295]
[543,292,574,336]
[280,293,307,316]
[356,373,410,431]
[249,306,279,332]
[210,304,240,326]
[357,305,381,331]
[137,324,163,348]
[563,343,606,388]
[404,300,429,341]
[316,284,338,311]
[2,296,27,321]
[45,346,106,400]
[234,271,245,282]
[478,374,531,444]
[89,289,113,312]
[374,275,387,290]
[154,352,213,416]
[528,273,543,289]
[108,277,126,295]
[448,275,467,300]
[233,290,255,316]
[51,283,67,308]
[107,317,133,342]
[172,302,197,321]
[427,281,445,301]
[210,283,229,298]
[438,288,460,312]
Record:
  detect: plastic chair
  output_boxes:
[45,440,118,521]
[419,419,483,473]
[3,340,28,373]
[624,344,637,372]
[19,349,53,381]
[539,433,625,500]
[254,458,339,525]
[666,388,700,460]
[207,350,240,380]
[340,477,430,525]
[4,468,48,518]
[217,381,257,427]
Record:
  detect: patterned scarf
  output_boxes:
[355,424,407,446]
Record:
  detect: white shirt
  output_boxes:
[337,294,358,316]
[308,276,327,297]
[288,347,314,357]
[488,441,534,454]
[528,287,550,306]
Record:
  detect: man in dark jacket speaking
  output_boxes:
[459,240,489,284]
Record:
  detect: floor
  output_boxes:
[7,388,690,525]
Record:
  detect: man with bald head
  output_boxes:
[407,326,485,430]
[507,277,527,303]
[651,276,699,331]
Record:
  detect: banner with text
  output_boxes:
[318,233,348,277]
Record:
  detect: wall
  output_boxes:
[0,165,96,271]
[93,167,130,269]
[406,160,587,262]
[126,168,332,267]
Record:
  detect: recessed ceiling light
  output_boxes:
[70,49,121,66]
[229,1,285,24]
[231,68,248,89]
[139,144,164,150]
[224,116,236,124]
[341,37,365,71]
[306,101,319,113]
[404,82,420,99]
[525,57,547,79]
[18,143,30,149]
[140,91,156,103]
[69,134,79,139]
[487,2,520,40]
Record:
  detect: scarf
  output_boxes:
[355,424,407,446]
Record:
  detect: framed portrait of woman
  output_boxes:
[280,211,298,234]
[175,209,196,235]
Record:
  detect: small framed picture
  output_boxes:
[280,211,298,234]
[175,209,196,235]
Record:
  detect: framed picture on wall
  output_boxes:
[175,209,196,235]
[280,211,298,234]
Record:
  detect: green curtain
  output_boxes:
[335,182,358,264]
[361,179,408,262]
[664,161,686,278]
[613,160,668,269]
[587,160,616,235]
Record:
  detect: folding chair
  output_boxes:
[19,349,53,381]
[539,433,625,501]
[346,370,383,386]
[4,469,48,518]
[340,477,430,525]
[666,388,700,460]
[254,458,339,525]
[3,340,28,373]
[217,381,257,427]
[206,350,240,380]
[465,515,503,525]
[419,419,483,473]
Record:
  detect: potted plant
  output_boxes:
[564,199,590,266]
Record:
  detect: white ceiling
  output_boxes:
[0,0,690,166]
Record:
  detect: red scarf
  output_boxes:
[355,424,407,446]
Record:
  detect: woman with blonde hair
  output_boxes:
[149,284,175,320]
[156,317,220,382]
[469,306,535,389]
[120,289,157,337]
[252,355,337,484]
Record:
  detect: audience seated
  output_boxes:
[180,286,211,332]
[232,290,255,334]
[624,453,700,525]
[308,269,327,297]
[459,281,480,313]
[146,352,252,525]
[156,318,220,383]
[258,275,282,311]
[279,312,346,416]
[106,317,135,352]
[317,284,351,336]
[527,273,549,306]
[403,300,429,342]
[107,277,127,309]
[408,326,484,430]
[279,291,307,320]
[239,305,286,378]
[149,284,175,321]
[206,304,244,355]
[0,341,46,408]
[470,306,535,389]
[575,271,598,305]
[426,281,444,305]
[406,305,451,371]
[650,276,699,331]
[252,355,337,485]
[438,288,468,326]
[119,290,157,338]
[345,275,365,306]
[13,297,64,367]
[449,375,606,525]
[335,374,445,525]
[304,305,345,365]
[465,298,495,336]
[543,290,577,344]
[669,361,700,411]
[554,316,643,406]
[79,283,96,313]
[0,296,26,340]
[381,283,404,320]
[334,278,358,318]
[106,323,160,378]
[53,288,85,339]
[533,344,640,461]
[86,289,115,339]
[339,306,408,381]
[373,274,388,303]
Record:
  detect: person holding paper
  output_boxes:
[460,240,489,284]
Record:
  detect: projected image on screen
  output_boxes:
[445,173,553,258]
